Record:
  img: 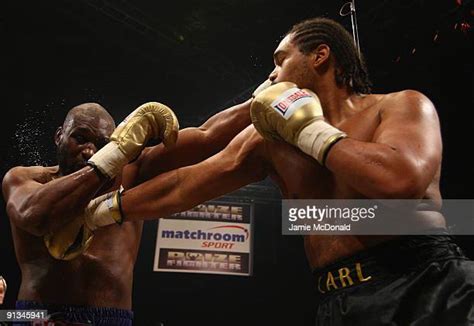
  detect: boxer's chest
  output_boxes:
[268,103,383,199]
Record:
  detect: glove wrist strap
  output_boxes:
[87,142,128,179]
[85,189,123,231]
[297,120,347,165]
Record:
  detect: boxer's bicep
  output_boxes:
[2,167,45,233]
[3,166,106,235]
[373,90,442,186]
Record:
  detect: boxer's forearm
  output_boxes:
[325,138,433,199]
[121,127,267,221]
[122,158,265,221]
[3,166,108,236]
[129,100,252,184]
[121,168,201,220]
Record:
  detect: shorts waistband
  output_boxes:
[312,232,466,296]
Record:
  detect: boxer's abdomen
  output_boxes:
[15,222,142,309]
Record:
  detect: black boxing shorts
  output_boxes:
[13,300,133,326]
[312,231,474,325]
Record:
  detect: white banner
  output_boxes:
[153,201,253,276]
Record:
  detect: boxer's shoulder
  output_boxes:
[365,90,438,126]
[358,90,430,108]
[385,89,429,99]
[3,165,59,187]
[380,90,436,112]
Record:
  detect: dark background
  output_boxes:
[1,1,473,325]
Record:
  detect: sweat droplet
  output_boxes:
[13,106,57,166]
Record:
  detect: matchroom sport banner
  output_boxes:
[153,201,253,276]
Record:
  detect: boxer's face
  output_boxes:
[56,115,112,175]
[270,34,316,90]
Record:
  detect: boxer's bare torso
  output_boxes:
[7,165,139,308]
[262,92,444,269]
[3,100,253,309]
[121,90,444,271]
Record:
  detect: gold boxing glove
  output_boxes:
[250,82,347,165]
[44,215,94,261]
[83,188,123,231]
[43,188,123,260]
[88,102,179,178]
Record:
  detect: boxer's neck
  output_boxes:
[315,82,355,126]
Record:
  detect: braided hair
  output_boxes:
[287,17,372,94]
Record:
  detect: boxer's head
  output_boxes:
[270,17,371,94]
[55,103,115,175]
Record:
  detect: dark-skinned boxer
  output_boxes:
[2,96,261,324]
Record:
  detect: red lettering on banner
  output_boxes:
[202,241,235,249]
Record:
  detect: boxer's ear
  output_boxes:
[54,127,63,146]
[312,44,331,69]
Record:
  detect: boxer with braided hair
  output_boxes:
[94,18,474,325]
